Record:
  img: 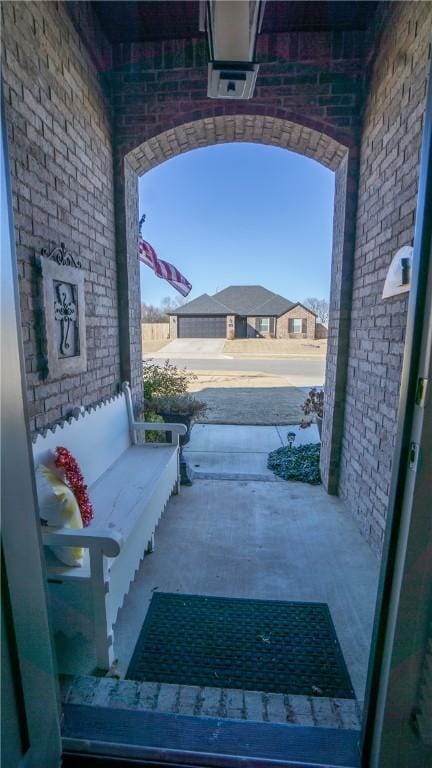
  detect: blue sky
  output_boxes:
[138,143,335,307]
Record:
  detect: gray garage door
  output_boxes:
[178,316,226,338]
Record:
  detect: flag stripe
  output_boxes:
[138,235,192,297]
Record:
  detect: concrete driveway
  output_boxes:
[145,338,226,359]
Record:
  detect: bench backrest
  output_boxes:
[32,391,131,487]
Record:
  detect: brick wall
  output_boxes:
[320,152,359,493]
[107,30,364,164]
[338,1,431,556]
[277,306,316,339]
[2,1,120,433]
[114,155,142,399]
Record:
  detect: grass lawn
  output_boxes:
[223,339,327,357]
[189,369,306,425]
[142,339,170,353]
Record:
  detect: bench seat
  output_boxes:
[32,383,186,672]
[44,443,177,581]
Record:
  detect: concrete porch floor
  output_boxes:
[113,477,379,702]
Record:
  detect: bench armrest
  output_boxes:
[122,382,187,445]
[132,421,187,446]
[42,527,123,558]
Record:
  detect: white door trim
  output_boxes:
[1,92,61,768]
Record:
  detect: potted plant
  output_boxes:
[147,393,207,445]
[143,358,195,401]
[300,388,324,439]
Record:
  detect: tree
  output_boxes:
[141,295,187,322]
[303,297,329,325]
[141,302,166,322]
[160,295,186,313]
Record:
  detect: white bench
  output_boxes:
[32,382,186,672]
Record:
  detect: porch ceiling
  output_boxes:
[92,1,378,44]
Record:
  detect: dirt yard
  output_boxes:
[223,338,327,357]
[189,369,307,425]
[142,339,170,353]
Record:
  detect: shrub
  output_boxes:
[148,393,207,419]
[141,409,167,443]
[301,387,324,418]
[143,359,196,400]
[268,443,321,484]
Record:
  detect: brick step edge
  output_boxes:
[60,675,362,730]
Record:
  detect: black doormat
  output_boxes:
[126,593,355,699]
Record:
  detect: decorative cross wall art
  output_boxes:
[39,243,87,379]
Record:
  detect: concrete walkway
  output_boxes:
[146,338,228,359]
[184,423,320,480]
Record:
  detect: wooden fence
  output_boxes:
[142,322,170,340]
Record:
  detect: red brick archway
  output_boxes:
[117,113,357,495]
[127,114,348,175]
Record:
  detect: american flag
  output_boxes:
[138,215,192,297]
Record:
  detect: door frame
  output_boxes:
[361,60,432,768]
[1,89,61,768]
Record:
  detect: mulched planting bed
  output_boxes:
[268,442,321,484]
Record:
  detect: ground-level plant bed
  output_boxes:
[268,443,321,485]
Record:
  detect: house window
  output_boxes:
[288,318,307,334]
[257,317,270,332]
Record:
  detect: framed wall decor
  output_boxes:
[39,243,87,379]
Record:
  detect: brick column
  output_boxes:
[169,316,178,339]
[226,315,235,339]
[114,155,143,407]
[320,151,359,493]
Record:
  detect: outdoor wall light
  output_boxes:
[200,1,265,99]
[287,432,296,448]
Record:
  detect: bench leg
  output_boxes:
[95,629,115,671]
[89,547,114,671]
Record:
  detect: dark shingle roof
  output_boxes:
[173,293,231,315]
[170,286,296,317]
[213,286,294,316]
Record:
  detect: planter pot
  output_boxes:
[316,414,323,441]
[159,412,192,446]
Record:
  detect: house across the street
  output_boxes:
[168,285,320,340]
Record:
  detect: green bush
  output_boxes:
[268,443,321,485]
[148,393,207,419]
[142,409,167,443]
[143,359,196,400]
